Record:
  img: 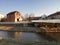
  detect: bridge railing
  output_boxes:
[31,19,60,23]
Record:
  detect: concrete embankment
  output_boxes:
[0,25,42,32]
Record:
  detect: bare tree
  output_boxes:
[29,13,35,17]
[24,13,35,21]
[29,13,35,21]
[24,14,29,21]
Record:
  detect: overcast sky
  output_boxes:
[0,0,60,16]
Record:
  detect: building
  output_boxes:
[0,14,4,21]
[6,11,23,22]
[46,11,60,19]
[26,16,44,21]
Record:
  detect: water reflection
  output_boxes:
[0,31,59,42]
[15,32,22,40]
[7,32,15,38]
[0,31,46,41]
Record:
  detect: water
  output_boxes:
[0,31,59,44]
[0,31,46,41]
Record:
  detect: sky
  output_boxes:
[0,0,60,16]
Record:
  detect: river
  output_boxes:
[0,31,59,45]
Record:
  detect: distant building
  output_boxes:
[26,17,43,21]
[28,16,47,20]
[29,17,41,20]
[40,14,47,20]
[0,14,4,21]
[6,11,23,22]
[46,11,60,19]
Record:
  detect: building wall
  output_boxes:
[15,12,20,22]
[7,14,15,22]
[6,11,23,22]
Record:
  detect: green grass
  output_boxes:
[0,38,59,45]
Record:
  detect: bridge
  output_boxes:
[0,19,60,32]
[31,19,60,32]
[31,19,60,27]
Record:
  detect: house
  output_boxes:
[6,11,23,22]
[46,11,60,19]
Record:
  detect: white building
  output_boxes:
[0,14,4,21]
[46,11,60,19]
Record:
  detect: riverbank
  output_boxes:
[40,26,60,41]
[40,26,60,32]
[0,38,58,45]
